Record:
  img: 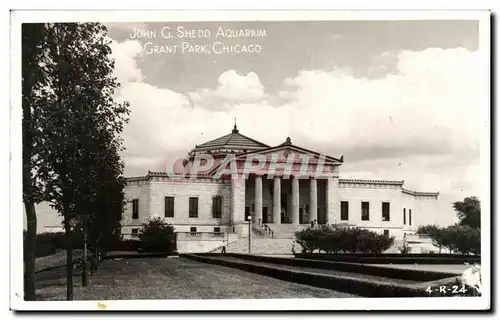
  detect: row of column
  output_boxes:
[254,175,318,224]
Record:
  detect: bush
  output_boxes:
[418,224,480,255]
[35,231,85,250]
[294,225,395,254]
[139,217,176,253]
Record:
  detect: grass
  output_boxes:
[34,257,357,300]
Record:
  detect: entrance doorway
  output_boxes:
[262,206,271,223]
[245,206,250,221]
[317,207,326,224]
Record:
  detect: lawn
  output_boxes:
[35,257,357,300]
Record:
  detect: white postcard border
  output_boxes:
[9,9,491,311]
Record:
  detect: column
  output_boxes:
[291,176,300,224]
[255,175,263,224]
[231,177,246,223]
[309,177,318,223]
[326,177,340,225]
[273,177,281,224]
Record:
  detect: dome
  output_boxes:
[187,123,269,159]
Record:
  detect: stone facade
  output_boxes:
[122,174,439,252]
[120,128,439,253]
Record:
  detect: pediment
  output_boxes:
[237,145,343,165]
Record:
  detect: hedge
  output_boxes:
[294,225,395,254]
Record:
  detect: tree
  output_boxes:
[22,23,50,301]
[453,196,481,228]
[417,224,444,253]
[419,224,481,255]
[35,23,129,300]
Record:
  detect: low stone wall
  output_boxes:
[213,253,456,281]
[294,253,481,264]
[182,254,471,297]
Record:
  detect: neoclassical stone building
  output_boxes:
[122,124,439,252]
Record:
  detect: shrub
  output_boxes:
[35,231,85,250]
[139,217,176,253]
[294,225,395,254]
[419,224,480,255]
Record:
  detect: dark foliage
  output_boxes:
[22,22,130,300]
[453,196,481,229]
[108,238,141,252]
[417,224,480,255]
[294,225,395,254]
[139,217,176,253]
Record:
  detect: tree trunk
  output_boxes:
[91,244,98,274]
[23,201,37,301]
[22,58,38,301]
[82,226,88,286]
[64,220,73,300]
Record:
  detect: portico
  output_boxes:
[243,174,336,226]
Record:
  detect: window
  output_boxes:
[361,202,370,221]
[131,228,139,238]
[403,208,406,225]
[212,196,222,218]
[382,202,390,221]
[214,227,221,233]
[340,201,349,221]
[409,209,412,225]
[165,197,175,218]
[132,199,139,219]
[189,197,199,218]
[383,230,389,237]
[190,227,197,232]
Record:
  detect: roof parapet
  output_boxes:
[339,178,404,186]
[402,188,440,197]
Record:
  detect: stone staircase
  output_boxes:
[207,224,300,254]
[213,224,306,254]
[263,224,309,239]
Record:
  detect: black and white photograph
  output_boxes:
[9,9,490,311]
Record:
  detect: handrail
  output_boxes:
[261,223,274,238]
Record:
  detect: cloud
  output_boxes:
[109,39,144,83]
[109,37,481,208]
[279,48,480,162]
[106,22,148,33]
[188,70,267,111]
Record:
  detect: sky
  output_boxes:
[29,19,482,230]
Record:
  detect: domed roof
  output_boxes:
[189,123,269,157]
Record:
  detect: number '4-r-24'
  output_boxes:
[426,285,468,294]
